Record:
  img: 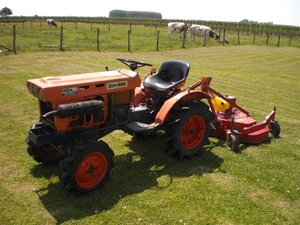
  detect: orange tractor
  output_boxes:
[25,58,280,194]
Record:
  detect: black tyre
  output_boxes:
[59,139,114,194]
[269,121,281,138]
[164,101,214,160]
[26,137,63,164]
[226,133,240,152]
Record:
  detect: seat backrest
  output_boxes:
[143,60,190,92]
[157,60,190,83]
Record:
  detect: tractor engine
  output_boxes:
[26,68,141,147]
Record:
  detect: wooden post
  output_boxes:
[128,30,131,52]
[266,32,269,45]
[277,33,281,47]
[204,29,207,46]
[91,22,93,31]
[289,35,292,46]
[97,28,100,51]
[156,30,159,51]
[60,26,63,51]
[182,30,186,48]
[237,30,240,45]
[13,25,17,54]
[75,21,77,30]
[277,26,282,47]
[223,28,226,45]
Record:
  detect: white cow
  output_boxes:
[168,22,189,40]
[189,24,220,42]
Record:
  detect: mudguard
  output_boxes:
[155,90,211,124]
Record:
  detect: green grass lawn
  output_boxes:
[0,46,300,224]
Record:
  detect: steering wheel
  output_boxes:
[116,57,152,71]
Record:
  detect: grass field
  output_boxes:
[0,46,300,225]
[1,21,300,54]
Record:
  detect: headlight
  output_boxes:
[38,89,44,101]
[28,83,37,97]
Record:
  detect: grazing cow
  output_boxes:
[47,19,57,28]
[189,24,220,42]
[168,22,189,40]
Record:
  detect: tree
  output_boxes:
[0,7,13,17]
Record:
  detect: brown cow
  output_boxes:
[168,22,189,40]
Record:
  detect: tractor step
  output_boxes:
[124,121,160,135]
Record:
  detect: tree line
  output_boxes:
[109,10,162,19]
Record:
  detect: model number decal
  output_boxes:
[107,81,128,90]
[62,87,78,96]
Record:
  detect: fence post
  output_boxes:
[223,28,226,45]
[156,30,159,51]
[204,29,207,46]
[13,25,17,54]
[237,30,240,45]
[253,31,256,45]
[277,33,281,47]
[128,30,131,52]
[60,26,63,51]
[97,28,100,52]
[182,30,186,48]
[266,32,269,45]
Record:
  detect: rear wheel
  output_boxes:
[59,139,114,194]
[164,101,214,160]
[226,133,240,152]
[269,121,280,138]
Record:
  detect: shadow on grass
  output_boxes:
[29,135,224,224]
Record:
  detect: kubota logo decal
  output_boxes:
[107,81,128,90]
[62,87,78,96]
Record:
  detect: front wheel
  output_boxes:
[59,139,114,194]
[164,101,214,160]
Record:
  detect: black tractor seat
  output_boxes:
[143,60,190,92]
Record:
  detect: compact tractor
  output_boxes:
[25,58,280,194]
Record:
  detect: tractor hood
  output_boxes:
[26,68,140,102]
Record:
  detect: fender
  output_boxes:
[155,90,211,124]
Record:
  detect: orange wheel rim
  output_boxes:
[76,152,108,189]
[180,115,205,150]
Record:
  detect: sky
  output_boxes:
[1,0,299,27]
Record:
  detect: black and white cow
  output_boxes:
[47,19,57,28]
[189,24,220,42]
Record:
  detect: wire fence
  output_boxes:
[1,19,300,55]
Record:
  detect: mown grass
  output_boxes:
[0,46,300,225]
